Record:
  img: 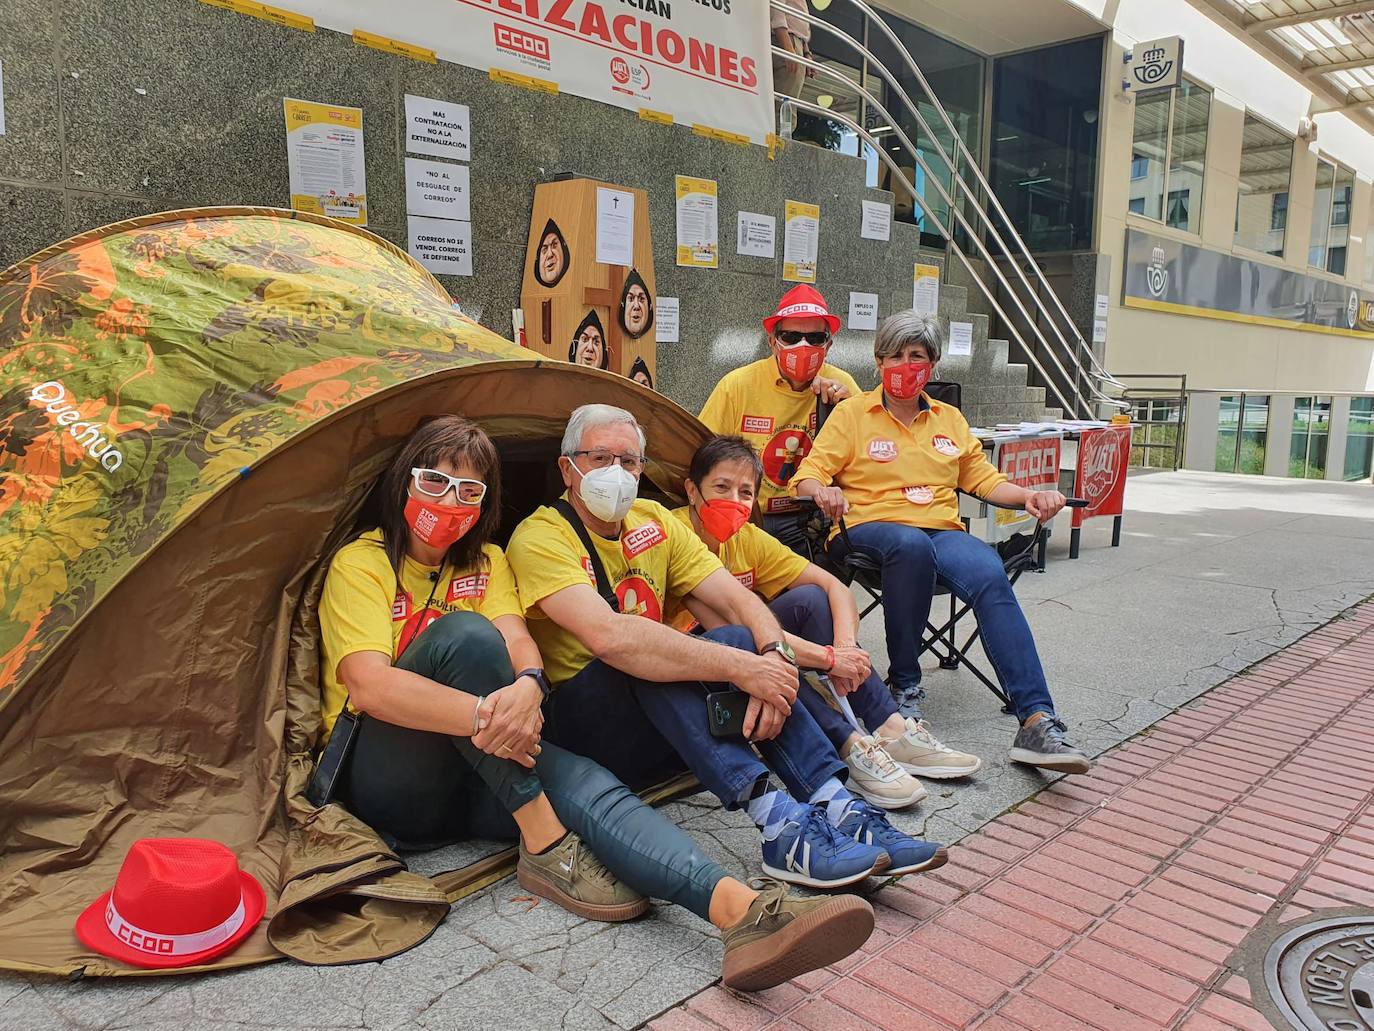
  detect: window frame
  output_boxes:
[1232,110,1295,259]
[1126,76,1211,237]
[1308,157,1355,276]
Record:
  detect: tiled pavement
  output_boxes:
[655,600,1374,1031]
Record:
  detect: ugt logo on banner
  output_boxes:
[1072,426,1132,528]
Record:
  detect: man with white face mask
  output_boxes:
[507,404,947,889]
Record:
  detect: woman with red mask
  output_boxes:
[671,436,981,810]
[793,313,1092,775]
[317,416,879,990]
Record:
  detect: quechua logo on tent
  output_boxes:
[28,381,124,473]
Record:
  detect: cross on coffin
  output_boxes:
[583,264,625,369]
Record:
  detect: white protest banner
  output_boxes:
[405,157,471,221]
[274,0,774,145]
[404,94,470,161]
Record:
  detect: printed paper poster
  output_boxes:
[913,263,940,316]
[596,187,635,267]
[675,175,719,268]
[948,321,973,357]
[657,297,681,342]
[407,215,473,276]
[861,200,891,241]
[848,292,879,331]
[404,94,471,161]
[783,200,820,284]
[405,157,471,221]
[283,98,367,225]
[737,212,776,258]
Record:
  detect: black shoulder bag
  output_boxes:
[552,498,622,613]
[306,566,444,808]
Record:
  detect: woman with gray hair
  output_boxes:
[792,311,1091,775]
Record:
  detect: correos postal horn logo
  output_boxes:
[28,380,125,473]
[1133,46,1174,86]
[1146,245,1169,299]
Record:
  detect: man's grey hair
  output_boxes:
[561,403,647,457]
[874,310,942,363]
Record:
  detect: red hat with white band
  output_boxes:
[75,838,265,968]
[762,284,842,335]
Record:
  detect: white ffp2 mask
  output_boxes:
[571,462,639,522]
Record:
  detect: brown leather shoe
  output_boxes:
[721,878,874,992]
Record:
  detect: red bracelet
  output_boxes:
[823,645,835,671]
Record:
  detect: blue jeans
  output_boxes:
[829,523,1055,722]
[343,612,726,920]
[768,584,899,751]
[546,624,847,809]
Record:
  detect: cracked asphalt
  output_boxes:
[4,469,1372,1031]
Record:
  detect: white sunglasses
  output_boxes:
[410,468,487,505]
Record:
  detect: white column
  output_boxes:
[1265,394,1296,478]
[1327,395,1352,481]
[1184,392,1221,470]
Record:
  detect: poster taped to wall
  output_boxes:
[283,98,367,225]
[783,201,820,284]
[913,263,939,316]
[267,0,774,145]
[675,176,719,268]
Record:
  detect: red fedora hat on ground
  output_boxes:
[762,284,842,335]
[75,838,266,969]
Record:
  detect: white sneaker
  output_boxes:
[843,736,927,809]
[879,718,983,779]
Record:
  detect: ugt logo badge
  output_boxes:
[1133,46,1174,87]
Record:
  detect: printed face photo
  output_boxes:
[568,310,609,370]
[533,219,570,288]
[618,269,654,339]
[629,357,654,390]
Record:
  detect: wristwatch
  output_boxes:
[517,667,554,700]
[756,641,797,666]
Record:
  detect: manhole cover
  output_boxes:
[1266,916,1374,1029]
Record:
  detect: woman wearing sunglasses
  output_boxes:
[699,285,859,537]
[317,415,876,990]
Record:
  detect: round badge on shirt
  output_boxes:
[904,486,934,505]
[931,434,960,457]
[868,438,898,463]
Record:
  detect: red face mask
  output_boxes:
[882,360,933,401]
[404,495,479,550]
[698,498,752,543]
[776,344,826,383]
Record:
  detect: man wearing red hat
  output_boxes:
[699,285,858,535]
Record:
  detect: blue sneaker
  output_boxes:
[761,805,887,889]
[837,801,948,875]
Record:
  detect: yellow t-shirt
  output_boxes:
[665,506,810,630]
[317,528,523,735]
[792,387,1008,533]
[698,357,862,515]
[506,497,723,685]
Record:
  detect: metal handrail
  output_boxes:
[770,0,1126,412]
[779,53,1120,416]
[784,94,1082,415]
[823,0,1123,390]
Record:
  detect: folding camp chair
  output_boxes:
[784,381,1086,714]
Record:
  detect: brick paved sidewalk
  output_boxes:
[655,601,1374,1031]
